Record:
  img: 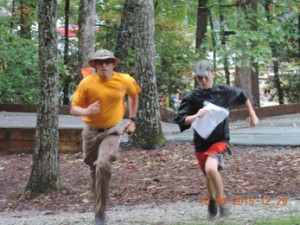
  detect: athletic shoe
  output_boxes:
[208,199,218,218]
[95,213,105,225]
[219,205,231,219]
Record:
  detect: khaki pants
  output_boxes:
[81,123,122,217]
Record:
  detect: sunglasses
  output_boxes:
[95,59,115,65]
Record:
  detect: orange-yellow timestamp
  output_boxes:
[200,196,288,206]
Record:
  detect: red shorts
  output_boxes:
[195,142,227,173]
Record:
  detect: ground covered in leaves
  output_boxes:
[1,141,299,213]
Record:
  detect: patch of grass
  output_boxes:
[171,215,300,225]
[252,216,300,225]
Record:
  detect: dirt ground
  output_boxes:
[1,141,300,214]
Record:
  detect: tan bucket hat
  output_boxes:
[88,49,121,68]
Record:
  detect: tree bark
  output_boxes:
[63,0,70,105]
[219,8,231,85]
[78,0,96,77]
[235,0,254,106]
[25,0,61,193]
[19,0,34,39]
[249,0,260,107]
[196,0,209,50]
[128,0,166,149]
[114,0,135,72]
[265,0,284,104]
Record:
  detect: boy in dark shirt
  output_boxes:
[176,60,259,219]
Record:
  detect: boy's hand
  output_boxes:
[248,114,259,127]
[196,108,207,118]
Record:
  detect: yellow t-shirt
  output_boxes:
[71,71,141,128]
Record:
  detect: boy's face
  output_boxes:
[195,72,215,89]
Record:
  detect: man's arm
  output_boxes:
[123,94,139,135]
[70,101,100,116]
[245,99,259,127]
[128,94,139,119]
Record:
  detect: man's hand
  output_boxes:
[123,120,135,135]
[85,101,101,116]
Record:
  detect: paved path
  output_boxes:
[0,112,299,146]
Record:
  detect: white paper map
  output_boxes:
[191,101,229,139]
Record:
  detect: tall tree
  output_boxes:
[114,0,135,71]
[19,0,35,39]
[25,0,61,193]
[235,0,254,104]
[265,0,284,104]
[249,0,260,107]
[128,0,166,149]
[219,6,231,85]
[78,0,96,74]
[62,0,70,105]
[196,0,209,51]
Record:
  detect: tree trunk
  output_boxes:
[195,0,208,50]
[19,0,33,39]
[78,0,96,78]
[128,0,166,149]
[298,5,300,56]
[219,9,231,85]
[63,0,70,105]
[114,0,135,72]
[208,9,216,69]
[265,0,284,104]
[25,0,61,193]
[235,0,254,105]
[249,0,260,107]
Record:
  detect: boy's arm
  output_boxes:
[245,99,259,127]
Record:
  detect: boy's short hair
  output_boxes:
[193,60,213,77]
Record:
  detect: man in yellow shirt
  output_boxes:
[70,49,141,225]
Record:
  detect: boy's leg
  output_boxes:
[205,156,230,218]
[205,157,221,218]
[205,156,225,202]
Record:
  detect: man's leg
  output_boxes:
[94,134,120,224]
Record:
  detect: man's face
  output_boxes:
[95,59,115,78]
[195,72,214,89]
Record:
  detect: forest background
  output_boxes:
[0,0,299,107]
[0,0,299,196]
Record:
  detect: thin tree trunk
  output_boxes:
[63,0,70,105]
[219,9,230,85]
[195,0,208,50]
[78,0,96,79]
[265,0,284,104]
[208,9,216,69]
[250,0,260,107]
[235,0,254,105]
[25,0,61,193]
[128,0,166,149]
[114,0,135,72]
[19,0,33,39]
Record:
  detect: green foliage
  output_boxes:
[0,19,39,103]
[264,59,300,104]
[1,0,299,105]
